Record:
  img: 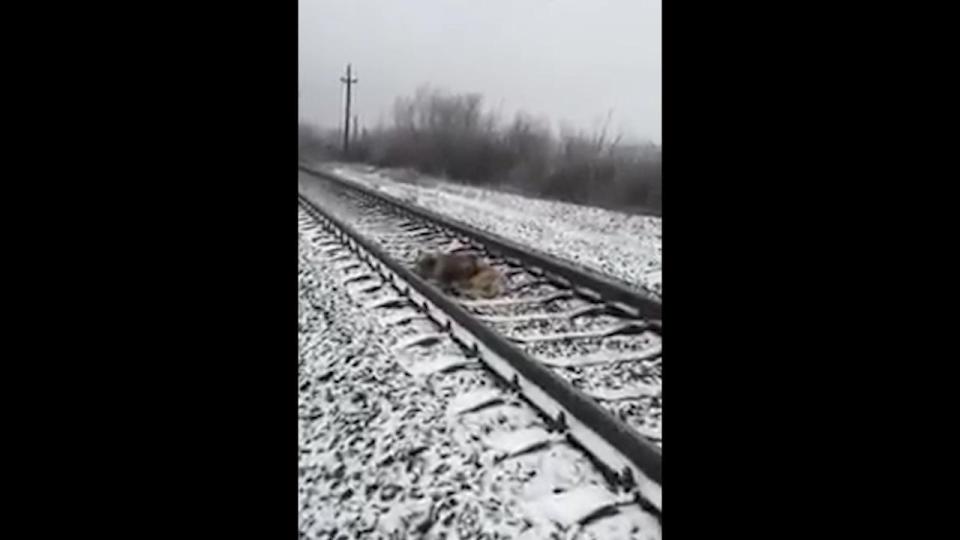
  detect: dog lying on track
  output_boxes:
[414,251,504,299]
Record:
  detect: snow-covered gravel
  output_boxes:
[310,163,662,298]
[301,174,663,446]
[299,207,661,539]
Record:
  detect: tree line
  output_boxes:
[299,87,661,216]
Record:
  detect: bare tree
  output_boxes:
[348,87,661,215]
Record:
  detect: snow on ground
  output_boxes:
[313,163,663,298]
[299,209,661,539]
[300,172,663,446]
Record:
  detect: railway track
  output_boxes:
[298,167,662,515]
[299,216,662,537]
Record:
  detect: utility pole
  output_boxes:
[340,63,358,155]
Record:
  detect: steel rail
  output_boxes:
[299,165,662,320]
[298,191,662,510]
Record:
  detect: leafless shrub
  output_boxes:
[342,87,661,215]
[298,123,341,162]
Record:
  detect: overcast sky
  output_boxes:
[299,0,661,144]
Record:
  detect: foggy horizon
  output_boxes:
[299,0,661,145]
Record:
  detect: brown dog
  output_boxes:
[414,252,503,299]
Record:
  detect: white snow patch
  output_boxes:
[458,291,573,308]
[587,383,660,401]
[402,354,479,377]
[393,332,446,351]
[539,344,662,367]
[378,310,425,327]
[365,294,407,310]
[484,427,555,457]
[447,388,504,415]
[523,485,620,527]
